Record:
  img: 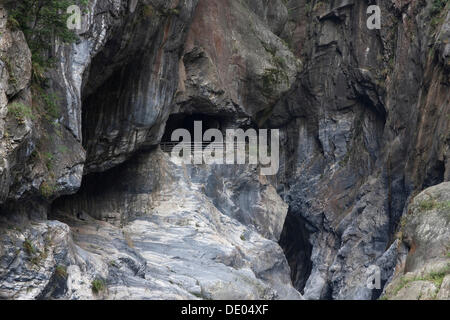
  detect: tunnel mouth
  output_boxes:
[160,113,230,154]
[161,113,228,144]
[279,209,313,294]
[160,112,259,154]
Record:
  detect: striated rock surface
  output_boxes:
[0,0,301,299]
[0,0,449,300]
[274,0,450,299]
[1,149,300,299]
[176,0,301,121]
[82,0,199,173]
[382,182,450,300]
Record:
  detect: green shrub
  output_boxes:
[91,278,106,294]
[40,180,55,198]
[55,265,68,279]
[427,267,449,288]
[430,0,448,31]
[419,199,436,211]
[390,264,450,297]
[41,92,61,119]
[57,145,69,154]
[23,239,36,255]
[141,4,156,18]
[6,15,20,29]
[418,199,450,212]
[313,1,326,11]
[8,0,81,83]
[160,8,180,16]
[262,68,288,96]
[43,152,54,170]
[430,0,447,16]
[8,102,34,124]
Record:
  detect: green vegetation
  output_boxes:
[139,4,181,19]
[258,34,297,98]
[419,199,436,211]
[430,0,447,17]
[55,265,68,279]
[91,278,106,294]
[3,57,17,86]
[400,215,408,229]
[262,68,288,96]
[427,264,450,288]
[395,215,408,241]
[40,180,56,198]
[57,145,69,154]
[430,0,448,31]
[390,276,410,296]
[260,42,289,96]
[389,264,450,298]
[273,55,286,69]
[40,92,61,120]
[313,1,326,12]
[418,199,450,212]
[141,4,156,18]
[23,239,36,255]
[160,8,180,17]
[30,85,62,125]
[8,0,83,83]
[7,102,34,124]
[22,238,48,266]
[42,152,54,170]
[440,200,450,211]
[338,152,351,167]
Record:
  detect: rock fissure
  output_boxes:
[0,0,449,300]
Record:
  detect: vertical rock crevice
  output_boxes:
[279,209,313,294]
[0,0,449,300]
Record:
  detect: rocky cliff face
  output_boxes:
[0,0,448,300]
[276,0,449,299]
[383,182,449,300]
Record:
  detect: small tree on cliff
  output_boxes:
[7,0,81,82]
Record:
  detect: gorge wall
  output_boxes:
[0,0,449,300]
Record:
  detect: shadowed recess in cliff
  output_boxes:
[160,112,260,153]
[78,0,199,174]
[161,113,228,143]
[49,148,159,226]
[279,209,313,294]
[47,145,303,300]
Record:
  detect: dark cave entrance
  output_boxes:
[160,113,241,154]
[161,113,226,144]
[160,112,257,143]
[279,209,313,294]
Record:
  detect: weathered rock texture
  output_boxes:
[383,182,450,300]
[0,0,301,300]
[48,150,300,299]
[0,0,449,300]
[274,0,449,299]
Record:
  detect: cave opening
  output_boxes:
[159,113,257,155]
[161,113,227,144]
[160,113,228,154]
[279,209,313,294]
